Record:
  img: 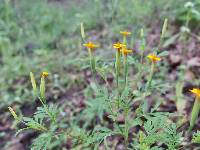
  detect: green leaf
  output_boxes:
[163,33,179,48]
[96,67,107,82]
[158,51,169,57]
[192,131,200,143]
[31,132,53,150]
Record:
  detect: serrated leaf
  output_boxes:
[96,67,107,82]
[31,133,53,150]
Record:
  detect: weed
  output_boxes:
[4,0,200,149]
[8,19,197,150]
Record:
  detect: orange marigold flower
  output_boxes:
[147,54,161,63]
[120,31,131,36]
[121,47,133,56]
[83,42,98,49]
[190,88,200,98]
[113,42,126,50]
[41,72,49,78]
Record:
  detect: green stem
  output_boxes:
[88,48,95,75]
[146,62,155,90]
[124,55,128,88]
[39,97,56,123]
[142,62,155,113]
[140,51,144,64]
[88,48,101,93]
[124,106,129,149]
[123,36,126,45]
[136,37,145,88]
[189,97,200,131]
[115,50,120,88]
[186,10,191,28]
[158,18,168,51]
[116,50,121,108]
[140,40,145,64]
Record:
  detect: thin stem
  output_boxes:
[140,29,145,64]
[115,50,120,88]
[189,97,200,131]
[88,48,97,84]
[140,39,145,64]
[124,105,129,149]
[88,48,95,75]
[142,62,155,113]
[146,62,155,91]
[135,35,145,88]
[123,36,126,45]
[158,18,168,51]
[185,10,191,28]
[124,55,128,88]
[39,97,56,123]
[116,49,121,108]
[140,51,144,64]
[88,48,101,94]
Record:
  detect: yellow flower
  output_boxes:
[41,72,49,78]
[147,54,161,63]
[190,88,200,98]
[113,42,126,50]
[83,42,98,49]
[120,31,131,36]
[121,47,133,56]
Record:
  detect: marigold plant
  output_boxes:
[8,19,199,150]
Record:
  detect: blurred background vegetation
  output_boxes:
[0,0,200,149]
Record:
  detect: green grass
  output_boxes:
[1,1,199,149]
[0,0,191,116]
[0,0,194,112]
